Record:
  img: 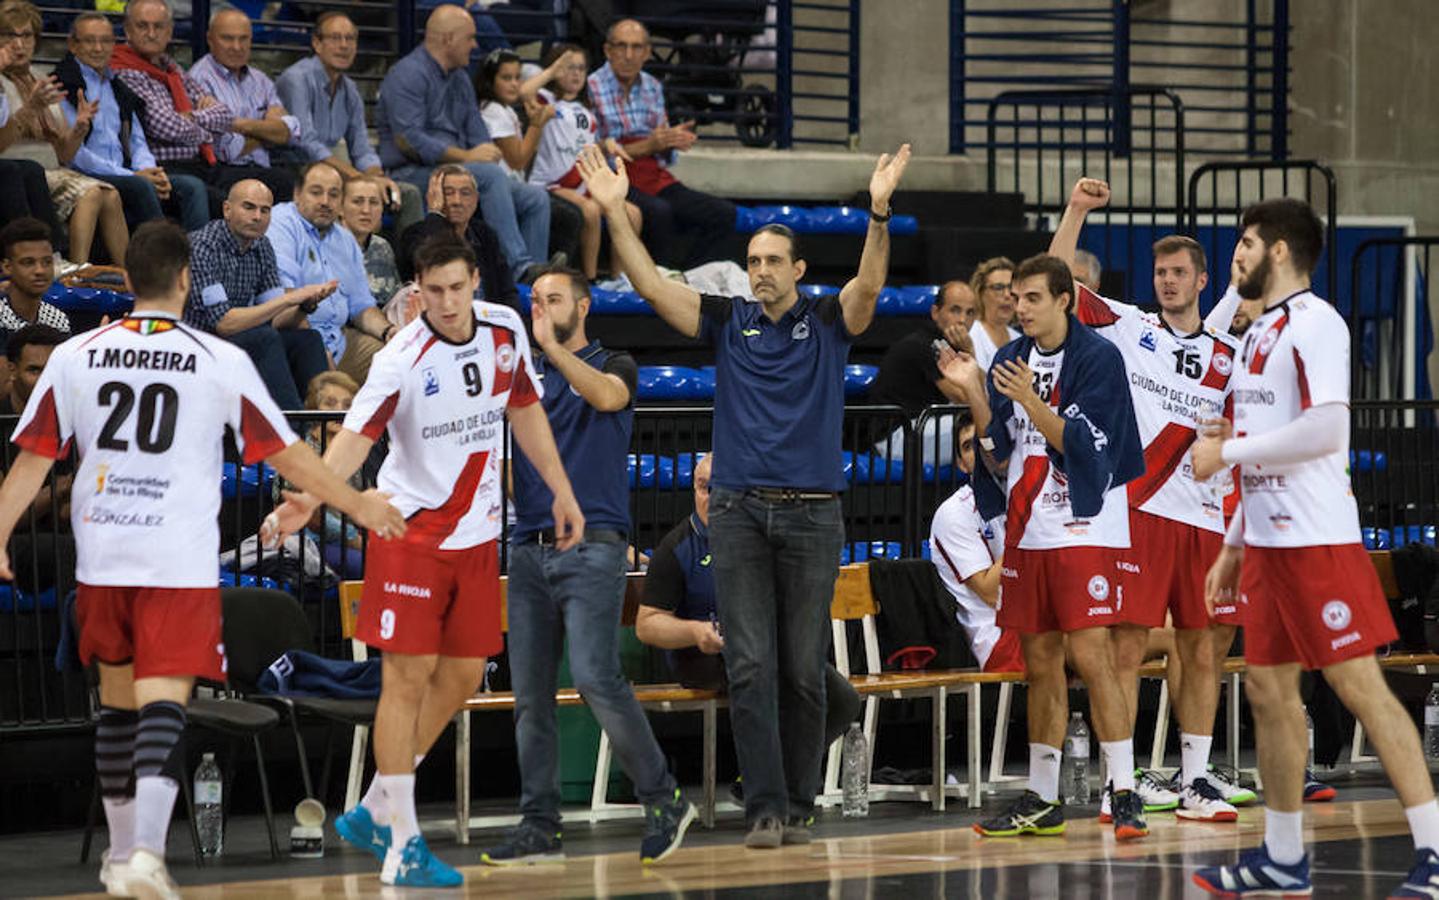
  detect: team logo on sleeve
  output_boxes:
[1139,330,1157,352]
[1087,575,1111,601]
[1322,599,1352,631]
[423,367,440,396]
[1212,351,1232,375]
[1258,327,1280,355]
[792,320,810,341]
[495,343,516,373]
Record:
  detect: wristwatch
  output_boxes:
[870,206,892,223]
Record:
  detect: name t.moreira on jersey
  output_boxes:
[85,347,199,373]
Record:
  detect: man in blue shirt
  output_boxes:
[266,162,395,383]
[579,142,911,848]
[480,267,695,868]
[54,12,208,231]
[374,4,551,283]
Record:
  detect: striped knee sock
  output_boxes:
[96,707,138,862]
[132,701,186,855]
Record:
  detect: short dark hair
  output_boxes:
[297,160,343,191]
[950,408,976,458]
[476,48,522,104]
[1,217,53,260]
[750,223,803,262]
[605,17,648,43]
[313,10,353,36]
[414,238,477,278]
[531,265,590,301]
[936,279,972,308]
[538,42,590,106]
[6,324,66,364]
[125,221,191,298]
[69,10,112,36]
[1152,234,1207,274]
[1013,253,1075,312]
[1240,198,1325,276]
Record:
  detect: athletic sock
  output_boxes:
[379,774,419,847]
[1028,743,1062,804]
[1406,799,1439,854]
[132,701,185,855]
[361,754,426,824]
[1101,740,1135,792]
[96,707,138,862]
[1264,807,1305,865]
[1180,733,1213,788]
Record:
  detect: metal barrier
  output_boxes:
[1348,237,1439,403]
[1351,401,1439,549]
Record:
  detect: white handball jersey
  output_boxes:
[528,91,598,192]
[1001,344,1132,550]
[1230,291,1360,548]
[929,485,1006,668]
[1075,284,1237,532]
[969,321,1019,372]
[344,301,541,550]
[12,313,297,587]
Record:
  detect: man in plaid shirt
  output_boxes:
[588,19,735,269]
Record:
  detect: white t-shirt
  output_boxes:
[1231,291,1359,548]
[528,90,598,192]
[970,321,1020,372]
[480,101,525,181]
[1075,284,1237,532]
[929,485,1006,668]
[1001,343,1132,550]
[12,313,298,587]
[343,301,541,551]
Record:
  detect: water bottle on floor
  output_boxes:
[195,752,224,858]
[1425,684,1439,761]
[1063,712,1091,805]
[841,723,870,818]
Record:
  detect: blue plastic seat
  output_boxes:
[844,364,879,398]
[222,462,274,499]
[842,450,903,484]
[1390,525,1437,548]
[839,541,904,564]
[43,285,133,316]
[1350,449,1389,472]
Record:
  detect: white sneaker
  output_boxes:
[1175,778,1240,822]
[99,849,132,897]
[1135,769,1180,812]
[123,848,180,900]
[1205,763,1259,806]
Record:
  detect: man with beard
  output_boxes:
[397,165,516,309]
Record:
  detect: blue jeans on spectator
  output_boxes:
[93,174,164,226]
[394,162,550,280]
[226,324,329,410]
[166,173,211,232]
[707,487,845,824]
[507,537,676,832]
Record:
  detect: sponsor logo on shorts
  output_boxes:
[1002,566,1019,578]
[1087,575,1110,601]
[1213,603,1237,616]
[1322,599,1353,631]
[1087,606,1113,616]
[384,581,433,599]
[1331,631,1361,651]
[496,343,516,373]
[1116,560,1140,574]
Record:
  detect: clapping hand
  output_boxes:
[991,358,1039,406]
[576,144,628,212]
[74,89,100,130]
[937,343,984,400]
[653,120,697,151]
[602,137,633,162]
[529,291,556,349]
[868,143,912,214]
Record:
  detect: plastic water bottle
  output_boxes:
[1063,712,1091,804]
[1305,709,1315,769]
[1425,685,1439,761]
[841,723,870,818]
[194,753,224,858]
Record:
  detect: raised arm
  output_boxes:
[838,144,911,335]
[1050,177,1110,268]
[576,144,703,337]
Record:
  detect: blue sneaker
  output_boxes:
[640,788,697,864]
[334,805,391,862]
[1390,848,1439,898]
[383,835,463,888]
[1192,844,1312,896]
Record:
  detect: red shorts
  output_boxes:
[76,584,225,681]
[1122,509,1236,630]
[1240,543,1397,669]
[997,546,1129,634]
[357,538,502,658]
[983,630,1025,673]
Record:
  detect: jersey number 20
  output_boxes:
[97,382,179,453]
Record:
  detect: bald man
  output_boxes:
[189,9,300,168]
[376,4,552,283]
[185,179,336,409]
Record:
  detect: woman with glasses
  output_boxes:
[968,255,1020,372]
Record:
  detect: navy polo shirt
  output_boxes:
[511,341,637,539]
[698,293,855,492]
[641,513,716,672]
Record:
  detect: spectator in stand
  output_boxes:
[968,256,1019,371]
[340,176,402,309]
[868,279,978,418]
[588,19,736,270]
[475,48,582,271]
[112,0,292,216]
[527,43,642,281]
[1,0,127,268]
[398,165,517,308]
[268,161,394,384]
[275,12,422,234]
[0,217,73,343]
[1072,248,1102,291]
[1,321,63,415]
[54,13,209,231]
[186,179,334,410]
[0,36,64,246]
[376,4,552,283]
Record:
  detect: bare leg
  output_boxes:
[553,188,599,280]
[1108,624,1152,733]
[1325,655,1435,807]
[374,653,438,774]
[1246,663,1306,812]
[68,188,102,264]
[1174,627,1217,736]
[97,187,129,265]
[409,655,488,760]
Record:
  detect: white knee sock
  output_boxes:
[1028,743,1062,804]
[379,774,418,848]
[1406,799,1439,854]
[1101,740,1135,792]
[1264,807,1305,865]
[132,776,179,855]
[102,798,135,862]
[1181,733,1213,787]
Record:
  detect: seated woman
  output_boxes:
[340,175,402,309]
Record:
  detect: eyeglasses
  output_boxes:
[559,63,587,73]
[1,30,36,41]
[317,31,358,44]
[984,282,1012,293]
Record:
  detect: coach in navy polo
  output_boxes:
[485,267,695,867]
[579,142,911,848]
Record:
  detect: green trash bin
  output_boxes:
[557,625,660,803]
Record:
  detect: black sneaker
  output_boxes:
[744,815,784,849]
[1110,787,1149,841]
[782,814,814,845]
[729,776,744,803]
[479,823,564,866]
[972,790,1065,837]
[640,788,696,865]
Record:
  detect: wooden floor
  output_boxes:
[44,798,1420,898]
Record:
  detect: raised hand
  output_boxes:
[1069,177,1110,212]
[991,357,1039,405]
[523,94,555,127]
[74,89,100,130]
[868,143,912,213]
[529,291,555,349]
[942,321,973,354]
[425,168,446,213]
[576,144,628,211]
[937,344,984,400]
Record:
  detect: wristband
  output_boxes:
[979,436,996,453]
[870,207,892,223]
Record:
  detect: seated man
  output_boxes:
[55,12,209,231]
[275,12,422,234]
[588,19,736,270]
[0,217,73,343]
[186,179,332,410]
[636,454,861,748]
[397,165,516,308]
[375,4,551,283]
[267,161,394,384]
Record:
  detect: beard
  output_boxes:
[1236,253,1271,300]
[552,310,581,345]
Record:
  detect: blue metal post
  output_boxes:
[1111,0,1131,158]
[847,0,861,149]
[189,0,210,61]
[776,0,794,149]
[950,0,966,154]
[1271,0,1289,159]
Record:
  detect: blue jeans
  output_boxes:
[166,173,210,232]
[708,487,845,823]
[226,324,329,410]
[507,538,676,831]
[394,163,549,279]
